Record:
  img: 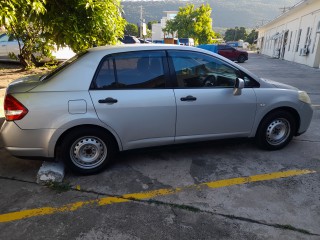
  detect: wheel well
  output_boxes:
[259,107,300,135]
[54,124,119,158]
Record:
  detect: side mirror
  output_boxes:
[233,78,244,96]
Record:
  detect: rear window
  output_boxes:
[39,51,88,81]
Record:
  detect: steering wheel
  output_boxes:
[203,75,216,87]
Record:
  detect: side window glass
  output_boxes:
[0,34,9,42]
[242,72,260,88]
[94,57,116,89]
[8,35,15,41]
[115,51,166,89]
[93,51,166,89]
[169,51,239,88]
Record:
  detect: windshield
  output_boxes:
[39,51,88,81]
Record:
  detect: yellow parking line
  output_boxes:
[0,169,316,223]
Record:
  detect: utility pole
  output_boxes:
[140,5,143,39]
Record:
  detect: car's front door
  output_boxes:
[168,50,257,142]
[89,50,176,150]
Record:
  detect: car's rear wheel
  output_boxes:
[58,128,116,174]
[237,55,246,63]
[256,111,296,150]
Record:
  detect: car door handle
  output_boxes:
[98,97,118,104]
[180,95,197,101]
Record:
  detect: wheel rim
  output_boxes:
[70,136,107,169]
[239,56,245,62]
[266,118,291,146]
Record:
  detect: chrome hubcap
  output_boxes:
[266,118,290,146]
[70,137,107,169]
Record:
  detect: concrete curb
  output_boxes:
[36,161,65,184]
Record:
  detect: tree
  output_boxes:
[162,4,216,45]
[245,29,258,44]
[43,0,126,52]
[0,0,126,68]
[125,23,138,36]
[224,27,247,42]
[147,20,158,31]
[0,0,51,68]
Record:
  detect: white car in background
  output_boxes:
[0,33,75,62]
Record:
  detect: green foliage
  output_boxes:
[224,27,247,42]
[224,27,258,44]
[0,0,126,68]
[245,29,258,44]
[125,23,139,36]
[45,181,72,193]
[43,0,126,52]
[147,20,158,30]
[163,4,216,45]
[0,0,52,68]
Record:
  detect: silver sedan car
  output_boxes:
[0,45,313,174]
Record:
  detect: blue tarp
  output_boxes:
[197,44,218,53]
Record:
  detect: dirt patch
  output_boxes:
[0,62,49,89]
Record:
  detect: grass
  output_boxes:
[45,181,72,193]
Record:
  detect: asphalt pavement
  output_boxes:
[0,53,320,240]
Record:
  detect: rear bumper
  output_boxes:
[0,121,56,158]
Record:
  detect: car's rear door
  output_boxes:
[168,50,257,142]
[89,50,176,150]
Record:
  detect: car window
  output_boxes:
[40,51,88,81]
[169,51,239,88]
[0,34,9,42]
[93,51,166,89]
[242,72,260,88]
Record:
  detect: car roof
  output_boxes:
[86,44,217,57]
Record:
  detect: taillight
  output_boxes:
[4,94,28,121]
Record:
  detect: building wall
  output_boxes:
[151,11,177,41]
[258,0,320,68]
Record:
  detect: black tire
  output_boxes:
[58,127,116,175]
[256,111,296,150]
[237,55,246,63]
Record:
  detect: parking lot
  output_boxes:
[0,53,320,239]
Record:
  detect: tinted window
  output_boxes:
[93,51,166,89]
[242,72,260,88]
[218,45,234,51]
[169,51,239,88]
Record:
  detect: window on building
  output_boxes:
[304,27,312,49]
[295,29,302,52]
[288,31,293,52]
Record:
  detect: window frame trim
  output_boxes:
[90,50,171,90]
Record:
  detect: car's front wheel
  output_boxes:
[237,55,246,63]
[58,127,116,174]
[256,111,296,150]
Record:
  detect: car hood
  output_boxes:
[260,78,298,90]
[6,74,42,94]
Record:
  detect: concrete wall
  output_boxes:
[258,0,320,68]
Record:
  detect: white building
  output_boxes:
[151,11,178,41]
[257,0,320,68]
